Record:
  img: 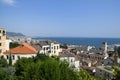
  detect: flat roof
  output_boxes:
[97,66,114,74]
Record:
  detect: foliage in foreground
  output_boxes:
[0,70,9,80]
[0,57,8,67]
[113,66,120,80]
[0,54,99,80]
[13,54,99,80]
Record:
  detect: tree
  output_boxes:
[78,68,99,80]
[113,66,120,80]
[34,53,50,62]
[0,57,8,67]
[59,61,78,80]
[0,70,9,80]
[10,42,20,49]
[14,54,99,80]
[14,58,78,80]
[14,57,33,77]
[9,54,12,66]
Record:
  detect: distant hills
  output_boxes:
[6,32,25,37]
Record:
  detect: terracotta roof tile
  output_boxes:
[4,43,37,54]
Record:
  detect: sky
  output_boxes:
[0,0,120,38]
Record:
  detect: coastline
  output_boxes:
[33,37,120,48]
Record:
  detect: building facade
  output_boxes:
[31,41,62,56]
[102,42,109,59]
[4,43,37,64]
[0,28,6,56]
[59,53,80,71]
[95,66,114,80]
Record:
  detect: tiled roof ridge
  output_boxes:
[4,43,37,54]
[23,43,37,52]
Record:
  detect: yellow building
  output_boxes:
[0,28,6,56]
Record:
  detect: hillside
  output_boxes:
[6,32,25,37]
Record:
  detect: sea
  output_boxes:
[33,37,120,48]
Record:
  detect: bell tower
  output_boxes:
[102,42,108,59]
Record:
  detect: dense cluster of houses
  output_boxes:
[1,28,120,80]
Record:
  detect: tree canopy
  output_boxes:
[13,54,99,80]
[0,54,100,80]
[0,57,8,67]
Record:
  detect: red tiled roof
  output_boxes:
[4,43,37,54]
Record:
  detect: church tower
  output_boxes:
[102,42,108,59]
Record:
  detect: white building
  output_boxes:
[31,41,62,56]
[108,44,120,52]
[4,43,37,64]
[59,53,80,71]
[6,39,12,50]
[102,42,109,59]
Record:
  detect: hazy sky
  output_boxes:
[0,0,120,37]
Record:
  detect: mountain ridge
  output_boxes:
[6,32,25,37]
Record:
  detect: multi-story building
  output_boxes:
[0,28,6,56]
[59,53,80,71]
[95,66,114,80]
[31,41,62,56]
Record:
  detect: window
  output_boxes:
[3,30,6,36]
[0,43,1,46]
[71,59,73,62]
[46,47,49,50]
[43,47,45,50]
[6,55,9,59]
[12,55,15,60]
[54,46,56,49]
[57,46,59,49]
[0,30,1,33]
[17,56,20,59]
[0,49,2,53]
[0,36,1,40]
[51,47,53,49]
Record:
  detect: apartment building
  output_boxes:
[59,53,80,71]
[0,28,6,56]
[31,41,62,56]
[95,66,114,80]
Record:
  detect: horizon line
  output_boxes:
[32,36,120,39]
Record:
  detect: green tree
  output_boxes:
[78,68,99,80]
[14,57,33,77]
[9,54,12,66]
[14,58,78,80]
[23,62,42,80]
[0,70,9,80]
[0,57,8,67]
[10,42,20,49]
[14,54,99,80]
[38,60,60,80]
[34,53,50,62]
[113,66,120,79]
